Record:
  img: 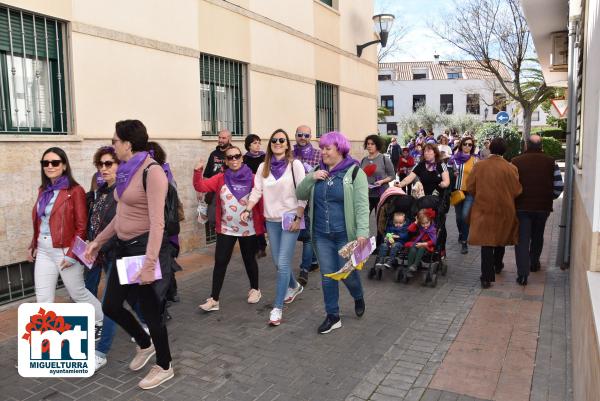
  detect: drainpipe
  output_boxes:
[556,18,578,269]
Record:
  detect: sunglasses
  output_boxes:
[40,160,62,167]
[226,154,242,161]
[95,160,116,168]
[270,138,286,144]
[463,143,474,147]
[296,133,310,139]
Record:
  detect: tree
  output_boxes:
[378,24,409,62]
[435,0,556,140]
[378,106,391,123]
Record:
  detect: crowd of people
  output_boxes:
[26,121,563,390]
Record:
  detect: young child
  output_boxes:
[404,208,437,273]
[376,212,410,268]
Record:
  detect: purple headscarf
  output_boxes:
[224,164,253,201]
[116,151,148,198]
[270,156,288,180]
[319,155,359,175]
[37,175,70,218]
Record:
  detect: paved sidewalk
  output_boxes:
[0,203,571,400]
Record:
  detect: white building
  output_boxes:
[377,59,548,135]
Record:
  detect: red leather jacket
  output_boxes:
[30,185,88,259]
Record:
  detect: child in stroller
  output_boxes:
[375,212,410,269]
[404,208,437,273]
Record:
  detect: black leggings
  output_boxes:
[369,197,379,214]
[103,235,172,370]
[212,233,259,301]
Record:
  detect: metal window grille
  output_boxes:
[466,94,480,114]
[205,222,217,244]
[412,95,426,112]
[200,53,246,137]
[440,94,453,114]
[0,6,67,134]
[315,81,338,137]
[0,261,65,305]
[574,19,584,169]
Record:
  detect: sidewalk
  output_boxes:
[0,202,571,401]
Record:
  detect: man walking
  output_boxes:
[203,129,232,228]
[511,135,563,285]
[293,125,322,286]
[386,137,401,169]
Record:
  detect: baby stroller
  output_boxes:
[396,189,450,287]
[368,187,414,280]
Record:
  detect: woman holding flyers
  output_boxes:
[193,145,265,312]
[241,129,306,327]
[296,131,369,334]
[85,120,175,390]
[28,147,104,337]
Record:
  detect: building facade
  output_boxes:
[377,60,548,136]
[0,0,378,303]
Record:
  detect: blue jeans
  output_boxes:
[266,221,299,309]
[313,231,364,317]
[454,193,474,242]
[300,239,318,271]
[378,241,403,259]
[84,265,103,297]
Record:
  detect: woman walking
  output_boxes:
[193,145,264,311]
[241,129,306,326]
[28,147,104,337]
[85,120,175,389]
[360,134,395,214]
[395,144,450,196]
[466,138,522,288]
[296,131,369,334]
[243,134,267,258]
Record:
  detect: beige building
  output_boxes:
[0,0,378,303]
[524,0,600,399]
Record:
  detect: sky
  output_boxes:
[374,0,470,62]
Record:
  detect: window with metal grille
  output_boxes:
[200,54,247,137]
[378,74,391,81]
[466,94,480,114]
[493,93,507,114]
[0,7,67,134]
[315,81,338,137]
[440,94,453,114]
[386,122,398,136]
[574,18,584,169]
[413,95,426,112]
[381,95,394,115]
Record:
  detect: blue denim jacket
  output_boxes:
[313,169,348,234]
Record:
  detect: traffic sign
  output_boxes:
[496,111,510,125]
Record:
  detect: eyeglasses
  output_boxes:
[296,133,310,139]
[226,154,242,161]
[40,160,62,167]
[270,138,286,144]
[463,143,474,147]
[95,160,116,168]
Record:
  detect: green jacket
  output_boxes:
[296,165,370,242]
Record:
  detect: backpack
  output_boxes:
[143,162,183,236]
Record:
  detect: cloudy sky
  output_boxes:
[374,0,470,62]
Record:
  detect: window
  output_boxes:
[413,73,427,80]
[466,94,480,114]
[413,95,426,112]
[200,53,247,136]
[315,81,338,137]
[532,110,540,122]
[493,93,507,114]
[381,95,394,115]
[447,72,462,79]
[386,123,398,136]
[378,74,392,81]
[319,0,333,6]
[440,94,453,114]
[0,6,67,134]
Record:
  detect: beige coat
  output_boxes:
[466,155,522,246]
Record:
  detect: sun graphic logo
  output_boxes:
[18,303,95,377]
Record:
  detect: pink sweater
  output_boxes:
[94,156,167,279]
[249,159,307,221]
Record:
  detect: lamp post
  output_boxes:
[484,107,489,121]
[356,14,395,58]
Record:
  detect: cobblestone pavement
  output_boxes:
[0,204,571,401]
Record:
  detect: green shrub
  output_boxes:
[541,137,565,160]
[474,123,521,161]
[534,127,566,141]
[378,135,394,151]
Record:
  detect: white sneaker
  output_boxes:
[198,297,220,312]
[284,284,304,304]
[131,325,150,343]
[269,308,282,326]
[95,354,107,371]
[247,289,262,304]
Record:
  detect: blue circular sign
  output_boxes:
[496,111,510,125]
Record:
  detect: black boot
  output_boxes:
[354,298,365,317]
[516,275,528,286]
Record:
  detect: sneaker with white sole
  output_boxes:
[94,324,103,342]
[247,289,261,304]
[131,324,150,343]
[95,354,107,371]
[284,284,303,304]
[138,364,174,390]
[269,308,282,326]
[198,297,220,311]
[129,343,156,371]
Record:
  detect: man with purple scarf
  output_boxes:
[293,125,322,286]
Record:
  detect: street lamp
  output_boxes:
[356,14,395,58]
[484,107,489,121]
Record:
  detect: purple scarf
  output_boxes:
[37,175,70,218]
[425,159,437,171]
[293,144,317,161]
[413,223,437,245]
[116,151,148,197]
[224,164,253,201]
[449,151,471,166]
[270,156,288,180]
[319,155,359,175]
[95,171,105,188]
[244,150,265,158]
[162,162,174,184]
